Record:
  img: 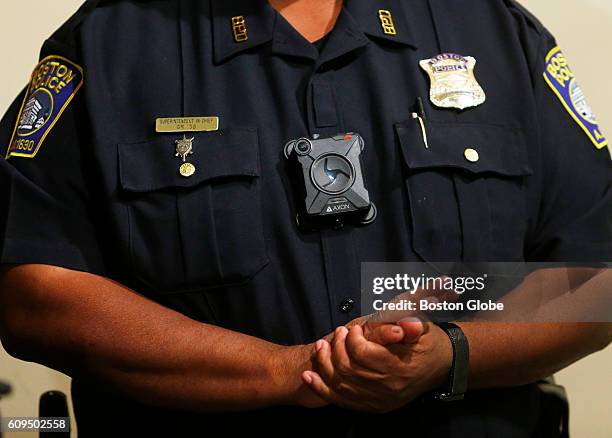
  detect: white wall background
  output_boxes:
[515,1,612,436]
[0,1,610,437]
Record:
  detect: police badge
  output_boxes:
[420,53,486,110]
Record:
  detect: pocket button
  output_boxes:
[464,148,480,163]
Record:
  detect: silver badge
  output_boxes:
[175,135,194,162]
[420,53,486,110]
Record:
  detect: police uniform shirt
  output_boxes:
[1,0,611,436]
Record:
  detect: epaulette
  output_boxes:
[503,0,545,35]
[49,0,105,46]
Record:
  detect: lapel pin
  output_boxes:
[175,135,196,177]
[378,10,397,36]
[232,16,248,42]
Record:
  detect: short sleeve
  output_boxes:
[525,30,612,262]
[0,38,105,275]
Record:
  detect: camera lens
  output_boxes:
[295,139,312,155]
[311,154,355,194]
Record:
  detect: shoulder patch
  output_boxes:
[6,56,84,159]
[543,47,607,149]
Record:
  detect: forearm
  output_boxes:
[458,322,611,389]
[0,265,309,412]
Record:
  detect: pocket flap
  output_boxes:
[395,121,533,177]
[118,128,259,192]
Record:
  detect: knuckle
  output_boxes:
[335,359,351,375]
[336,382,354,396]
[382,379,405,393]
[354,342,369,357]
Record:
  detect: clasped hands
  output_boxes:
[289,314,454,413]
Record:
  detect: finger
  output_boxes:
[346,325,403,372]
[363,322,405,345]
[317,330,386,380]
[321,331,335,343]
[366,292,442,325]
[322,333,388,398]
[332,326,388,382]
[302,371,374,412]
[331,326,352,376]
[397,317,426,344]
[313,339,335,383]
[345,325,369,362]
[367,305,419,325]
[346,316,369,329]
[302,371,337,404]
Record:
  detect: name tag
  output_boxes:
[155,116,219,133]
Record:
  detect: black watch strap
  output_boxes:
[433,322,469,402]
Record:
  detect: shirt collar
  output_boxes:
[271,5,370,62]
[211,0,275,64]
[211,0,417,64]
[345,0,417,47]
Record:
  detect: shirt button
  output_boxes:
[339,298,355,313]
[464,148,480,163]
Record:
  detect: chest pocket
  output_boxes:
[395,120,533,263]
[118,127,268,293]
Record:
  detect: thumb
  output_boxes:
[397,317,426,344]
[363,322,405,345]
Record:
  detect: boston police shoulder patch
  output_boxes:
[6,55,84,159]
[543,46,607,149]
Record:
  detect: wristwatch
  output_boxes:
[432,322,470,401]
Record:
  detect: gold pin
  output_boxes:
[464,148,480,163]
[232,16,248,42]
[180,162,196,178]
[378,10,397,35]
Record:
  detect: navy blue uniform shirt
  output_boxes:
[1,0,611,436]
